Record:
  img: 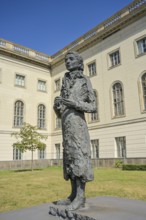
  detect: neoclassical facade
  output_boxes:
[0,0,146,166]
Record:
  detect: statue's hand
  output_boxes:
[54,96,62,109]
[62,98,76,108]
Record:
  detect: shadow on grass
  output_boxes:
[14,168,43,172]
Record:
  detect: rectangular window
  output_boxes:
[115,137,126,158]
[13,147,22,160]
[90,112,98,121]
[137,37,146,55]
[55,144,61,159]
[109,50,120,67]
[91,139,99,159]
[88,62,96,77]
[56,117,61,129]
[0,68,2,83]
[38,80,46,92]
[55,79,61,91]
[90,91,98,122]
[15,74,25,87]
[142,73,146,111]
[88,62,96,76]
[38,149,45,159]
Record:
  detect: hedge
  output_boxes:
[122,164,146,171]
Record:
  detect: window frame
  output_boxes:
[37,104,46,129]
[13,100,24,127]
[54,78,61,92]
[138,71,146,113]
[91,139,99,159]
[0,68,2,83]
[13,146,23,160]
[115,136,126,158]
[89,90,99,123]
[37,79,47,92]
[55,143,61,159]
[38,149,46,159]
[15,73,26,88]
[87,61,97,77]
[55,116,61,130]
[134,35,146,58]
[111,81,125,118]
[108,48,121,69]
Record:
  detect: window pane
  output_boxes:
[38,149,45,159]
[13,146,22,160]
[115,137,126,158]
[38,104,46,128]
[55,79,60,91]
[90,91,98,121]
[88,62,96,76]
[137,37,146,55]
[14,101,24,127]
[15,74,25,87]
[56,117,61,129]
[110,51,120,67]
[38,80,46,91]
[91,139,99,159]
[55,144,61,159]
[113,83,124,116]
[142,73,146,110]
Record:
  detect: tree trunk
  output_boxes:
[31,149,33,171]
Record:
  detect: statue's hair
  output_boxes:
[65,51,84,71]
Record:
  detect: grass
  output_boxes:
[0,167,146,212]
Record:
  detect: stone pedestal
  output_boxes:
[1,197,146,220]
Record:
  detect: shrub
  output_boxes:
[122,164,146,171]
[115,160,123,168]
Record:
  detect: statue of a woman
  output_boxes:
[54,51,97,211]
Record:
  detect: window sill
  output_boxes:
[15,85,25,89]
[89,74,97,78]
[141,110,146,114]
[37,90,47,93]
[108,63,121,70]
[112,115,126,119]
[88,119,99,124]
[55,127,61,131]
[37,127,47,130]
[135,52,146,59]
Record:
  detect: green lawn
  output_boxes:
[0,167,146,212]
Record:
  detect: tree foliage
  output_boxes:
[12,123,48,170]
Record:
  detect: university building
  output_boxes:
[0,0,146,168]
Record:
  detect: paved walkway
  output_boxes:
[0,196,146,220]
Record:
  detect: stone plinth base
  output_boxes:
[0,197,146,220]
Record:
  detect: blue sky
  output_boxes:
[0,0,133,55]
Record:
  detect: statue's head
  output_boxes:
[65,51,84,71]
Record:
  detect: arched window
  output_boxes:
[14,101,24,127]
[142,73,146,111]
[38,104,46,129]
[90,90,98,121]
[112,82,124,116]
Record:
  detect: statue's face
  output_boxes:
[65,54,80,71]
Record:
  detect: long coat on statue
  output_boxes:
[54,70,96,183]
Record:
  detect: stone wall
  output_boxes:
[0,158,146,170]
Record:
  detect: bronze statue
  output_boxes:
[54,51,97,211]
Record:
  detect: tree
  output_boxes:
[12,123,47,171]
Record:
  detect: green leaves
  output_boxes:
[12,123,47,151]
[11,123,48,170]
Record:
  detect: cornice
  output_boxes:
[50,0,146,68]
[0,39,51,69]
[88,117,146,131]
